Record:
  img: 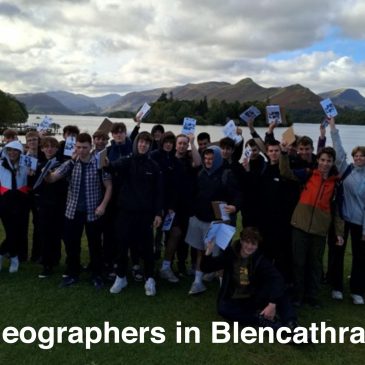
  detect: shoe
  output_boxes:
[9,256,19,273]
[188,281,207,295]
[132,266,144,282]
[203,272,216,282]
[160,268,179,283]
[91,276,104,290]
[59,276,78,288]
[351,294,364,305]
[110,276,127,294]
[38,267,52,279]
[258,315,282,331]
[145,278,156,296]
[331,290,343,300]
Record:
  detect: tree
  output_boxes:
[0,90,28,125]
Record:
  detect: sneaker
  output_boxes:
[188,281,207,295]
[59,276,78,288]
[91,276,104,290]
[132,266,144,282]
[203,272,216,282]
[145,278,156,296]
[38,267,52,279]
[110,276,128,294]
[160,268,179,283]
[351,294,364,305]
[9,256,19,273]
[331,290,343,300]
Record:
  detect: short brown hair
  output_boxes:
[77,133,92,144]
[25,131,39,141]
[351,146,365,157]
[92,130,110,140]
[3,129,17,140]
[40,136,59,148]
[232,227,262,255]
[111,122,127,134]
[297,136,314,149]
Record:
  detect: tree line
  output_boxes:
[0,90,28,126]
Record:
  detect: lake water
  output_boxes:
[27,114,365,158]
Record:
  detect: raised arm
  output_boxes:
[329,118,349,176]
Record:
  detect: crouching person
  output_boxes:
[105,132,163,296]
[46,133,112,289]
[201,228,297,329]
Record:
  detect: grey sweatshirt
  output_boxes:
[331,128,365,234]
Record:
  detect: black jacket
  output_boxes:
[201,245,285,304]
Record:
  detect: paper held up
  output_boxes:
[33,157,60,190]
[19,155,38,171]
[204,221,236,250]
[282,126,296,146]
[37,115,52,132]
[239,106,261,123]
[96,118,113,134]
[266,105,283,125]
[64,136,76,157]
[162,211,176,232]
[136,103,151,120]
[222,120,242,144]
[181,117,196,135]
[320,98,338,118]
[212,201,231,222]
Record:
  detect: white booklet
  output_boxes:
[33,157,60,190]
[204,221,236,250]
[266,105,282,124]
[181,117,196,135]
[96,148,108,169]
[162,211,176,231]
[63,136,76,157]
[19,155,38,171]
[320,98,338,118]
[37,115,52,132]
[222,120,242,144]
[243,146,252,160]
[136,102,151,120]
[239,106,261,123]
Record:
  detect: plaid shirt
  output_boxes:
[55,155,111,222]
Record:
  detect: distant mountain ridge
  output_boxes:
[319,89,365,111]
[12,79,365,115]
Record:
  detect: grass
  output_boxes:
[0,222,365,365]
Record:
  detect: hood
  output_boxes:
[203,145,223,175]
[2,140,24,170]
[132,131,153,156]
[4,140,24,154]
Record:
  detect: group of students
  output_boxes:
[0,116,364,329]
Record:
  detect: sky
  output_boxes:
[1,0,365,97]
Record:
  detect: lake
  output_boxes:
[27,114,365,158]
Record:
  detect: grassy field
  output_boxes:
[0,225,365,365]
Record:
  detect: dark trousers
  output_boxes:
[328,222,365,294]
[0,203,29,258]
[115,211,155,278]
[38,203,64,268]
[292,228,326,300]
[218,294,296,326]
[102,200,117,269]
[29,194,42,261]
[63,211,103,278]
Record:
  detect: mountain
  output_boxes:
[105,87,168,113]
[91,94,122,110]
[107,78,320,113]
[46,91,99,114]
[14,93,75,114]
[319,88,365,110]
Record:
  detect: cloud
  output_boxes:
[0,0,365,96]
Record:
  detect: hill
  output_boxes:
[319,88,365,111]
